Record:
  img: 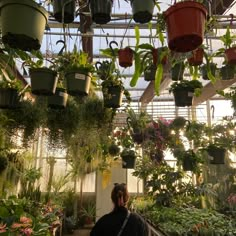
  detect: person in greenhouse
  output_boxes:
[90,183,148,236]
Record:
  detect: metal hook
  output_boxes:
[109,41,118,57]
[230,14,234,27]
[211,105,215,120]
[95,61,102,71]
[56,40,66,55]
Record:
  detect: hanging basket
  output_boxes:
[0,88,20,109]
[207,146,226,164]
[102,85,123,108]
[188,48,204,66]
[47,88,68,109]
[201,63,217,80]
[121,150,136,169]
[131,0,155,23]
[53,0,75,24]
[171,62,185,81]
[164,1,207,52]
[29,68,58,96]
[65,71,91,96]
[173,88,194,107]
[89,0,113,24]
[225,47,236,65]
[118,47,134,68]
[220,65,235,80]
[0,0,48,51]
[144,65,157,81]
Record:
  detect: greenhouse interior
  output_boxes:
[1,0,236,235]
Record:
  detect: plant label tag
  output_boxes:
[75,74,85,80]
[188,92,193,97]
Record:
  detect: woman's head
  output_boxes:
[111,183,129,209]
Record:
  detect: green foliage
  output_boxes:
[220,26,236,49]
[54,46,94,75]
[169,79,203,94]
[126,108,151,134]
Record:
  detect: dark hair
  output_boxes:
[111,183,129,210]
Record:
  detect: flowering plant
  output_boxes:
[0,196,62,236]
[227,193,236,212]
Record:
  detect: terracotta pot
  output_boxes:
[118,47,134,68]
[152,48,168,66]
[225,47,236,65]
[164,1,207,52]
[188,48,204,66]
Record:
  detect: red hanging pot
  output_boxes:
[188,48,204,66]
[118,47,134,68]
[225,46,236,65]
[152,48,167,66]
[164,1,207,53]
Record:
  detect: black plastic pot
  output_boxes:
[0,0,48,51]
[201,63,217,80]
[0,88,20,109]
[144,65,157,81]
[131,0,155,23]
[121,150,136,169]
[29,68,58,96]
[89,0,113,24]
[53,0,75,24]
[220,65,235,80]
[171,62,185,81]
[173,88,194,107]
[47,88,68,109]
[207,146,226,164]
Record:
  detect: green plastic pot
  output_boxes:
[131,0,155,23]
[0,0,48,51]
[102,86,123,108]
[220,65,235,80]
[0,88,20,109]
[48,88,68,109]
[53,0,75,23]
[29,68,58,95]
[65,71,91,96]
[89,0,112,24]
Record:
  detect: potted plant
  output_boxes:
[96,60,131,108]
[130,25,169,95]
[17,49,58,96]
[127,0,160,24]
[171,61,185,81]
[169,79,203,107]
[187,47,204,66]
[100,40,134,68]
[81,201,96,226]
[89,0,113,24]
[0,0,48,51]
[175,149,203,173]
[126,108,151,144]
[47,87,68,109]
[219,26,236,65]
[51,0,76,24]
[54,45,95,96]
[164,1,208,52]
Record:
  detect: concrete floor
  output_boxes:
[63,229,91,236]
